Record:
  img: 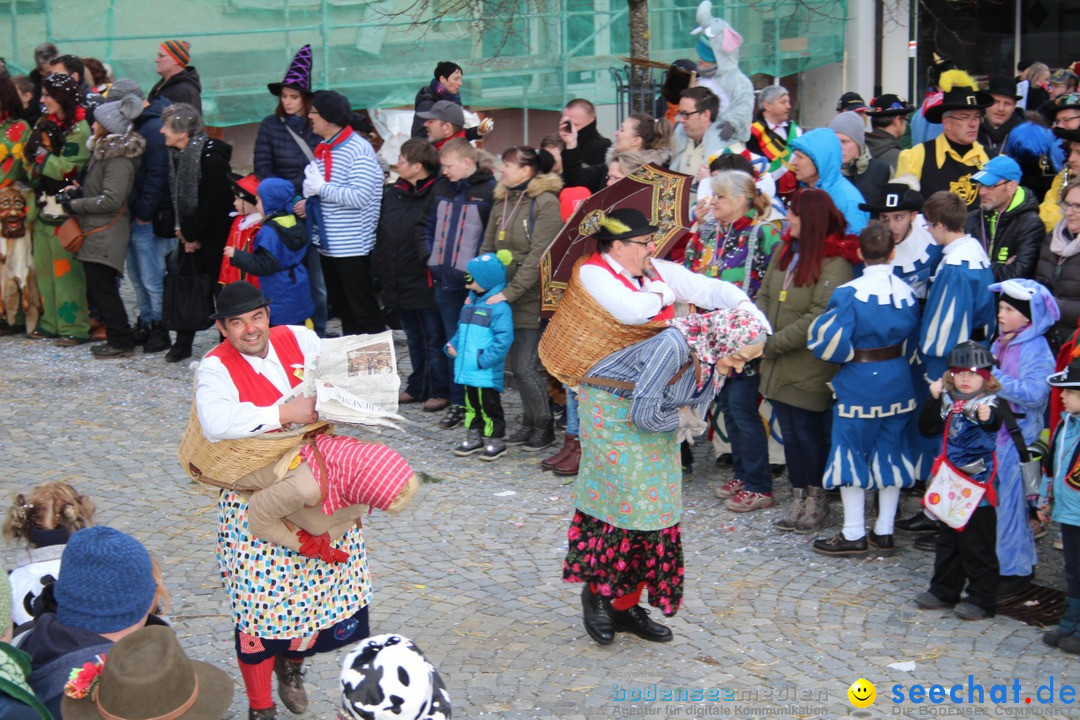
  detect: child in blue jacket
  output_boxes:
[224,177,314,326]
[1040,359,1080,654]
[446,252,514,461]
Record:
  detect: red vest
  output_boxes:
[206,326,305,405]
[582,252,675,321]
[219,215,262,287]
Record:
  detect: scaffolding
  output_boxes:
[2,0,846,126]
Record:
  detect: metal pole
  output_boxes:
[321,0,330,90]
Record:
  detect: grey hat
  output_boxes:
[94,94,143,135]
[417,99,464,128]
[107,77,145,103]
[829,110,865,148]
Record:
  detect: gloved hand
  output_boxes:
[302,163,325,198]
[296,529,350,564]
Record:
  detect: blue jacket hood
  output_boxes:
[258,177,296,215]
[466,252,508,297]
[790,128,842,189]
[989,278,1061,343]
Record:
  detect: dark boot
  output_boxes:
[775,488,806,532]
[1044,596,1080,647]
[143,321,171,353]
[249,706,277,720]
[581,584,614,645]
[479,436,507,461]
[506,423,533,446]
[165,330,193,363]
[609,604,673,642]
[273,657,309,714]
[896,512,938,534]
[522,419,555,452]
[794,486,830,534]
[453,427,484,456]
[551,435,581,476]
[132,317,149,345]
[541,434,574,471]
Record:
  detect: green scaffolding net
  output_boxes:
[1,0,846,126]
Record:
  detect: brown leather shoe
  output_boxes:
[541,434,574,471]
[551,436,581,476]
[273,657,309,714]
[55,336,89,347]
[423,397,449,412]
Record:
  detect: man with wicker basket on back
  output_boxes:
[540,208,770,645]
[182,280,413,720]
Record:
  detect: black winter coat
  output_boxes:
[374,175,438,310]
[254,112,319,196]
[567,120,611,168]
[130,98,172,222]
[149,66,202,112]
[844,156,891,209]
[1035,227,1080,351]
[978,112,1023,158]
[171,138,233,278]
[964,187,1045,281]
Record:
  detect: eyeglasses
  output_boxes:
[675,109,703,119]
[943,114,981,125]
[1056,114,1080,126]
[618,237,655,246]
[981,180,1010,189]
[1063,201,1080,214]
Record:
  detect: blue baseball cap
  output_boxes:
[971,155,1022,185]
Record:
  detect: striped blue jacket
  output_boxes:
[313,131,382,257]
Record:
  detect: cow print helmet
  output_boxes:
[340,634,451,720]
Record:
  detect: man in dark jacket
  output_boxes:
[965,155,1045,281]
[374,139,447,408]
[978,77,1024,158]
[417,137,496,428]
[10,527,157,720]
[559,98,611,171]
[104,79,173,354]
[830,111,890,209]
[865,94,913,173]
[148,40,202,112]
[46,55,102,114]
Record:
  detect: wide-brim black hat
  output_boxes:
[1049,359,1080,388]
[924,87,994,124]
[1053,126,1080,144]
[867,93,914,118]
[985,76,1022,101]
[859,183,924,213]
[1048,92,1080,120]
[594,208,659,243]
[210,281,272,320]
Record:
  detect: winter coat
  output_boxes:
[229,179,313,326]
[864,128,902,172]
[172,138,234,278]
[479,172,564,329]
[148,66,202,112]
[990,278,1057,576]
[562,145,672,194]
[978,112,1023,158]
[420,169,497,292]
[671,122,731,177]
[24,115,91,205]
[1035,224,1080,350]
[70,132,145,273]
[130,98,172,223]
[253,113,319,197]
[789,128,869,233]
[755,239,855,411]
[964,185,1044,281]
[1042,411,1080,527]
[843,151,891,209]
[447,257,513,391]
[374,175,438,310]
[568,120,611,167]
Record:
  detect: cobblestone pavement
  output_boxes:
[1,326,1076,720]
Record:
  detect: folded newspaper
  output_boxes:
[301,331,407,432]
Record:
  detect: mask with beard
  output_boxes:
[0,185,28,239]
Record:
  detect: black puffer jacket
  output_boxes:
[964,186,1045,281]
[149,66,202,112]
[253,112,319,196]
[374,175,438,311]
[1035,225,1080,351]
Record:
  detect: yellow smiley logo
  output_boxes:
[847,678,876,708]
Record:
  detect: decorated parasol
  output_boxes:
[538,163,692,318]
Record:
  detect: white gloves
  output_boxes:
[644,279,675,308]
[302,162,325,198]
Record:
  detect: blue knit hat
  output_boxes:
[55,527,156,634]
[696,36,716,64]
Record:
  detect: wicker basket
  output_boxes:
[176,399,332,490]
[539,257,667,386]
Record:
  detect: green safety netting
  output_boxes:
[0,0,845,126]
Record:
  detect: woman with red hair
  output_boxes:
[755,188,858,534]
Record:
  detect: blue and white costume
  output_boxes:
[809,264,920,490]
[990,279,1059,579]
[891,215,943,302]
[920,235,996,380]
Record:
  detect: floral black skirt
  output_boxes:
[562,510,684,617]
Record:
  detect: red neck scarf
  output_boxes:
[314,125,355,181]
